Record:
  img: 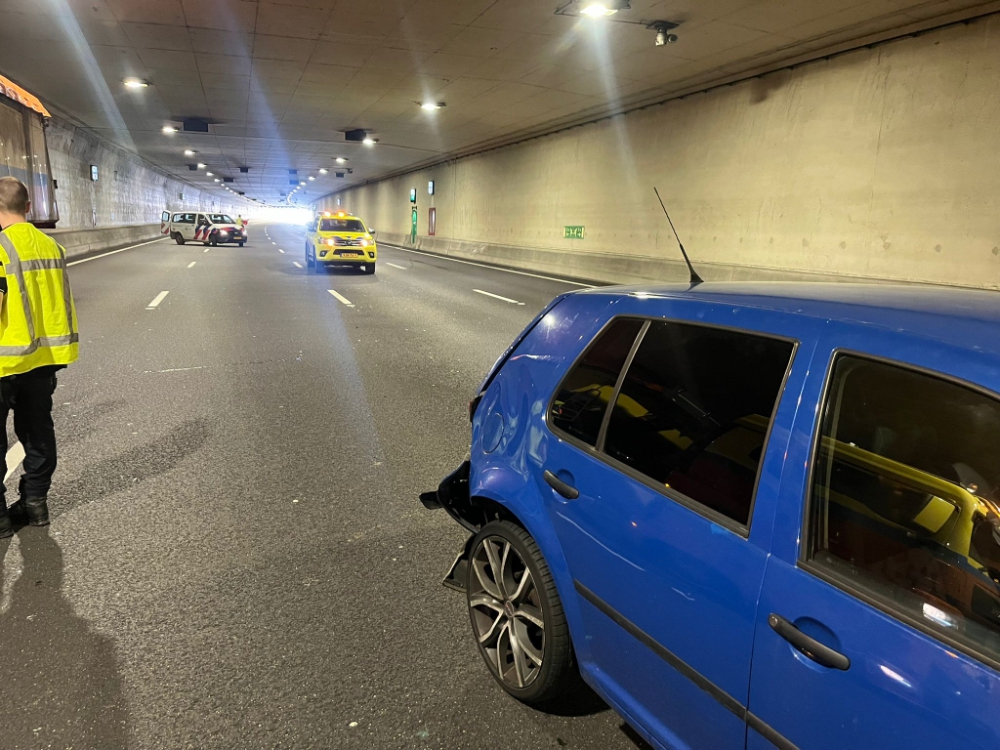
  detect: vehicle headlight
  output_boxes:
[360,238,370,247]
[324,238,335,246]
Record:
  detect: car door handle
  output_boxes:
[769,613,850,671]
[543,470,579,500]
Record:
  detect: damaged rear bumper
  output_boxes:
[420,459,475,592]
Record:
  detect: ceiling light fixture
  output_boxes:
[184,149,197,156]
[206,172,214,177]
[162,125,178,134]
[580,3,616,17]
[363,137,377,146]
[300,181,306,185]
[420,101,446,110]
[650,21,679,45]
[308,176,315,181]
[336,157,347,164]
[319,168,328,174]
[197,163,206,169]
[124,78,149,89]
[214,178,220,182]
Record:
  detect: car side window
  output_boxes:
[808,355,1000,664]
[602,321,794,526]
[550,318,644,447]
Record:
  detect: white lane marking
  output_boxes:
[386,262,406,270]
[292,261,303,268]
[328,289,354,307]
[146,291,170,309]
[272,242,276,245]
[203,247,210,253]
[474,289,526,305]
[381,242,596,288]
[278,249,285,253]
[187,261,197,269]
[5,441,25,482]
[67,237,170,266]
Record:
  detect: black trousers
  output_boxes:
[0,367,58,504]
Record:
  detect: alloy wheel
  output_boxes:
[469,536,545,689]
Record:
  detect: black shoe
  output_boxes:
[23,497,49,527]
[0,505,11,539]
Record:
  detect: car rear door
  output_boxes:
[160,210,170,236]
[540,301,808,749]
[747,332,1000,750]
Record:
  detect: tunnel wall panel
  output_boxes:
[319,15,1000,289]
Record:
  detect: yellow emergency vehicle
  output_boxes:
[305,211,376,274]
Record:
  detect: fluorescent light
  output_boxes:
[420,101,445,110]
[214,178,220,182]
[206,171,214,176]
[162,125,178,134]
[363,137,377,146]
[581,3,616,16]
[300,181,306,185]
[336,157,347,164]
[124,78,148,89]
[308,176,315,181]
[197,163,206,169]
[184,149,196,156]
[319,168,328,174]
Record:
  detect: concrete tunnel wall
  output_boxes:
[318,14,1000,290]
[41,116,249,258]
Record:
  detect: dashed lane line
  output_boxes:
[187,261,197,268]
[279,249,285,253]
[380,242,596,288]
[146,291,170,310]
[292,261,303,268]
[5,441,25,482]
[386,262,406,270]
[474,289,525,305]
[328,290,354,307]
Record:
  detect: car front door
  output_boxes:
[747,334,1000,750]
[540,305,805,749]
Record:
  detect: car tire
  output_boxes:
[363,263,375,275]
[467,520,577,707]
[173,233,185,245]
[238,242,244,247]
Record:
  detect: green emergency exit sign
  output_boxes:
[564,225,585,239]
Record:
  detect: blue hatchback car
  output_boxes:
[421,282,1000,750]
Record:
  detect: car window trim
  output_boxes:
[799,347,1000,673]
[546,314,799,538]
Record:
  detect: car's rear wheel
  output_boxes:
[467,520,576,706]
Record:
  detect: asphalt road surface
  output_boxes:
[0,223,653,750]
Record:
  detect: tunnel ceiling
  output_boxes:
[0,0,992,205]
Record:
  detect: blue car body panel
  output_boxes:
[461,282,1000,750]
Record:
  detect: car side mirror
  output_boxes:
[368,228,377,237]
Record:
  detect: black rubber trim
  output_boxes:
[574,580,745,720]
[747,712,800,750]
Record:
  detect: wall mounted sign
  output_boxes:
[428,180,435,195]
[564,225,585,239]
[409,188,417,203]
[90,164,99,181]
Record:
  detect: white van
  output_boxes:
[160,211,246,247]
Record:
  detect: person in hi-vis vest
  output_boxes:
[0,177,78,537]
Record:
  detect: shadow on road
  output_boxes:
[54,418,210,515]
[0,530,129,748]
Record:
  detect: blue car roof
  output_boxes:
[577,282,1000,355]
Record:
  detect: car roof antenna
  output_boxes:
[654,187,703,286]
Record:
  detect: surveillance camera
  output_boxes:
[655,30,679,45]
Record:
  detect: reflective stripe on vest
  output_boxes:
[0,233,79,357]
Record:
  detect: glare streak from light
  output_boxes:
[46,0,135,151]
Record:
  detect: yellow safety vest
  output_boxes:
[0,223,79,377]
